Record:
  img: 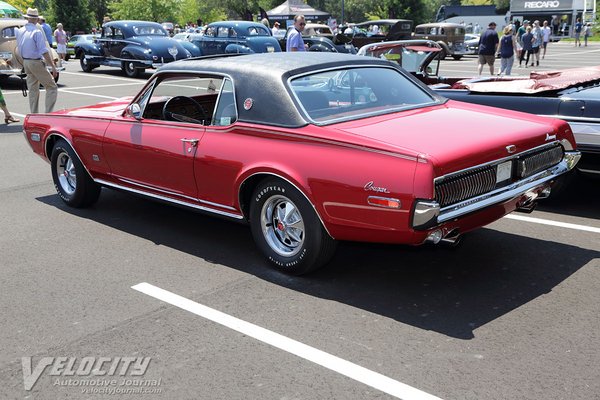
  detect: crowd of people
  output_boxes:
[477,18,593,77]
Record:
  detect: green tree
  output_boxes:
[90,0,111,26]
[110,0,179,22]
[48,0,95,33]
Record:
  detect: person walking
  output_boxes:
[477,22,499,76]
[541,20,551,59]
[0,87,19,124]
[286,15,306,52]
[499,25,517,76]
[16,8,59,114]
[516,20,529,61]
[530,21,542,66]
[519,26,534,67]
[39,16,53,46]
[54,23,67,61]
[574,18,583,46]
[583,23,591,46]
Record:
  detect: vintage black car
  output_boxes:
[189,21,280,55]
[339,19,413,49]
[75,20,201,77]
[279,27,356,54]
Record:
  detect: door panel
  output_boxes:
[102,119,204,200]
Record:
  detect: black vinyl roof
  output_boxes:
[156,53,398,127]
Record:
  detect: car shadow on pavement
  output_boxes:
[37,190,599,340]
[537,172,600,220]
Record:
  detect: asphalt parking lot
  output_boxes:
[1,42,599,399]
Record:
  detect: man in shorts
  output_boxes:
[478,22,499,75]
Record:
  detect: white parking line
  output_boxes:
[131,282,443,400]
[504,214,600,233]
[58,89,118,100]
[61,71,143,82]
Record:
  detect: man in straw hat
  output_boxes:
[16,8,58,113]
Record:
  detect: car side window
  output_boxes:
[217,27,229,38]
[103,27,111,38]
[113,28,124,40]
[1,26,18,38]
[142,75,225,125]
[211,79,237,126]
[205,27,216,37]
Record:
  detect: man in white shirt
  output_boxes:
[541,20,552,59]
[16,8,58,113]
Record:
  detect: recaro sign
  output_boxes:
[524,1,561,8]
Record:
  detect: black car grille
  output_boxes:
[435,144,564,208]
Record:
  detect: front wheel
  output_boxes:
[250,179,337,275]
[79,53,93,72]
[50,139,101,208]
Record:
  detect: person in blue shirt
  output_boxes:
[286,15,306,52]
[477,22,499,75]
[39,16,53,46]
[574,18,583,47]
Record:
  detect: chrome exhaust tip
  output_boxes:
[440,229,462,247]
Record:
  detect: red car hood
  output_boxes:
[52,97,133,118]
[334,101,565,176]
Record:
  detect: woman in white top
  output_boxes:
[54,23,67,61]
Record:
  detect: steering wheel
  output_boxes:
[162,96,207,124]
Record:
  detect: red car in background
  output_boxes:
[23,53,580,274]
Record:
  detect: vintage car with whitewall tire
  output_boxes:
[0,18,64,82]
[189,21,281,55]
[23,53,580,275]
[75,20,200,78]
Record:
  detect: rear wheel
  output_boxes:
[122,61,142,78]
[452,55,463,60]
[249,179,337,275]
[50,139,101,208]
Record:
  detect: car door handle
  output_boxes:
[180,138,199,146]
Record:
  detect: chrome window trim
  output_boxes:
[95,179,244,220]
[210,77,238,127]
[286,64,442,126]
[434,141,562,184]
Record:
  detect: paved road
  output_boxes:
[0,44,599,400]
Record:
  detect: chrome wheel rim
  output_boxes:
[127,62,134,73]
[261,195,305,257]
[81,56,87,66]
[56,151,76,195]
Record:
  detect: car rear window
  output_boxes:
[133,25,167,36]
[289,67,437,124]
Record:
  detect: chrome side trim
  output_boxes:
[238,172,334,238]
[434,141,561,183]
[437,153,579,223]
[117,177,198,202]
[95,179,244,220]
[537,114,600,124]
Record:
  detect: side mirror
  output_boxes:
[126,103,142,120]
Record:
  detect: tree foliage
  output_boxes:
[47,0,95,33]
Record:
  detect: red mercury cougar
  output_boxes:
[23,53,581,274]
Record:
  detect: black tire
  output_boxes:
[249,179,337,275]
[452,55,463,60]
[122,61,142,78]
[65,54,70,61]
[79,52,93,72]
[50,139,101,208]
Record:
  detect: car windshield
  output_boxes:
[289,66,437,124]
[132,25,168,36]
